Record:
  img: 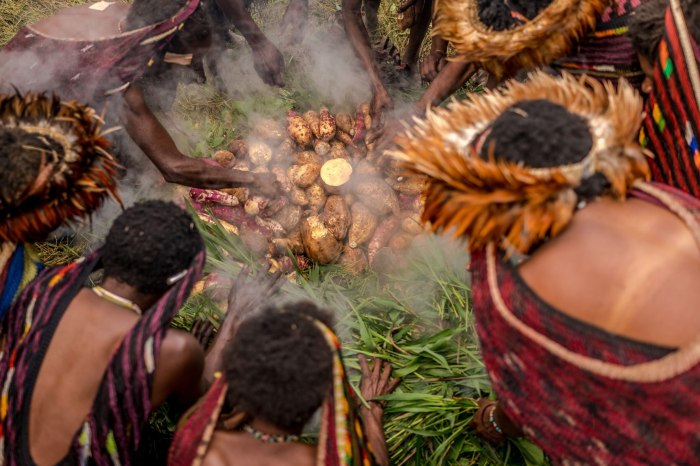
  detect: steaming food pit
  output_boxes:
[188,102,429,273]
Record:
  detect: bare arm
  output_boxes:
[121,84,259,188]
[414,60,477,114]
[342,0,393,116]
[151,331,205,409]
[213,0,285,86]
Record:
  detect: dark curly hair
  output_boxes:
[480,99,608,200]
[0,127,43,209]
[629,0,700,59]
[225,301,335,431]
[477,0,553,31]
[102,200,204,295]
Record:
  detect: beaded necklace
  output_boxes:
[243,424,299,444]
[92,286,143,316]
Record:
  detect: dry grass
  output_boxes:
[0,0,91,45]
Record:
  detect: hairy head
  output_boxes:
[225,301,335,431]
[477,0,553,31]
[0,127,44,208]
[124,0,189,30]
[629,0,700,60]
[102,200,204,295]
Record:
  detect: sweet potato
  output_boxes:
[347,143,368,160]
[335,130,354,147]
[314,140,331,156]
[212,149,235,168]
[348,203,378,248]
[368,215,400,263]
[221,187,250,204]
[306,183,327,211]
[249,141,273,166]
[359,102,372,130]
[301,215,343,264]
[401,212,424,234]
[196,213,240,235]
[260,197,287,218]
[244,196,268,216]
[296,151,323,165]
[276,138,297,159]
[328,143,350,160]
[232,161,250,172]
[255,216,285,237]
[287,110,313,147]
[354,160,380,176]
[271,255,311,273]
[273,204,303,231]
[253,118,286,143]
[290,187,309,206]
[227,139,249,158]
[398,194,425,214]
[352,109,366,144]
[240,223,271,256]
[288,163,321,188]
[335,112,354,135]
[303,110,321,139]
[319,107,336,141]
[337,246,368,274]
[189,188,239,207]
[287,229,305,254]
[320,159,353,194]
[191,201,247,226]
[272,235,305,256]
[322,195,350,240]
[353,178,400,216]
[389,232,414,250]
[271,166,293,193]
[252,166,270,173]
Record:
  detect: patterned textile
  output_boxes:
[640,7,700,198]
[471,182,700,464]
[0,244,42,322]
[0,249,205,465]
[168,321,377,466]
[553,0,645,88]
[0,0,200,101]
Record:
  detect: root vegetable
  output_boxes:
[393,176,427,195]
[196,213,240,235]
[337,246,368,274]
[189,188,240,207]
[353,178,400,216]
[296,151,323,165]
[191,201,247,225]
[252,166,269,173]
[320,159,353,194]
[335,112,354,135]
[255,216,285,237]
[319,107,336,141]
[290,187,309,206]
[213,149,235,167]
[244,196,268,216]
[354,160,380,176]
[335,130,354,147]
[249,141,273,166]
[398,194,425,214]
[276,138,297,159]
[227,139,249,158]
[322,196,350,240]
[273,204,303,231]
[221,187,250,204]
[359,102,372,130]
[348,203,378,248]
[272,234,305,256]
[240,223,271,256]
[306,184,327,211]
[261,197,287,218]
[401,212,424,234]
[347,143,368,160]
[389,232,414,250]
[271,166,292,193]
[329,143,350,160]
[301,215,343,264]
[314,140,331,156]
[271,255,311,273]
[288,163,320,188]
[232,161,250,172]
[287,111,313,147]
[368,215,400,263]
[287,229,305,254]
[303,110,321,139]
[353,109,366,144]
[253,118,286,143]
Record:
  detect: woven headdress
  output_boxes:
[433,0,610,79]
[0,92,121,243]
[392,72,649,255]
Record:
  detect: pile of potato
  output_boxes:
[188,103,428,274]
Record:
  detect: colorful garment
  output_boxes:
[552,0,645,88]
[0,249,205,465]
[168,321,377,466]
[0,0,200,101]
[0,244,42,321]
[471,182,700,464]
[640,7,700,198]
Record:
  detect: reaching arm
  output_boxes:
[151,331,206,409]
[213,0,285,86]
[121,84,263,189]
[414,59,477,114]
[342,0,393,117]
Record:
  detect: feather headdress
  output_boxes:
[0,92,121,243]
[433,0,609,79]
[392,72,649,255]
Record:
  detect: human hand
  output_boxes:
[370,86,394,119]
[251,39,286,87]
[365,117,409,154]
[252,172,279,197]
[358,355,400,416]
[420,51,447,83]
[191,318,217,350]
[470,398,506,445]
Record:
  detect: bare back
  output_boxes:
[202,432,317,466]
[30,2,128,40]
[519,196,700,349]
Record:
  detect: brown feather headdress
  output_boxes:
[433,0,610,79]
[0,92,122,243]
[392,72,649,255]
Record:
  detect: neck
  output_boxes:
[249,417,302,437]
[100,277,156,311]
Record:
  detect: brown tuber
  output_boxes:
[274,204,303,231]
[320,159,353,194]
[301,215,342,264]
[288,163,321,188]
[322,196,350,240]
[353,178,400,216]
[248,141,273,166]
[337,246,368,274]
[335,112,354,135]
[227,139,249,158]
[306,184,327,211]
[314,140,331,156]
[318,107,336,141]
[253,118,286,143]
[290,187,309,206]
[287,111,313,147]
[303,110,321,139]
[348,203,378,248]
[213,149,235,167]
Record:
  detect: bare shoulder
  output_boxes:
[151,329,204,407]
[160,329,205,368]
